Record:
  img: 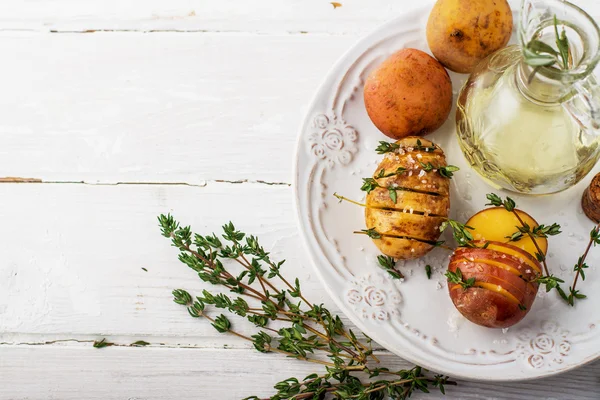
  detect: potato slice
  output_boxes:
[365,208,445,242]
[373,237,433,260]
[466,207,548,258]
[366,188,449,216]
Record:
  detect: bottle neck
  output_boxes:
[516,61,570,105]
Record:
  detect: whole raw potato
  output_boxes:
[363,49,453,140]
[426,0,513,73]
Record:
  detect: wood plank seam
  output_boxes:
[0,179,291,186]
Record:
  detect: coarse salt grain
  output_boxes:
[408,171,413,176]
[409,208,414,214]
[418,169,426,178]
[421,179,427,184]
[416,153,423,159]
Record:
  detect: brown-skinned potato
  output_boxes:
[363,49,453,140]
[426,0,513,73]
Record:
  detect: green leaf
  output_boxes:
[555,15,570,69]
[485,193,503,207]
[93,338,114,349]
[425,265,432,280]
[377,255,403,279]
[388,188,398,203]
[131,340,150,347]
[375,141,400,154]
[527,39,558,56]
[211,314,231,333]
[523,47,557,67]
[361,228,382,239]
[360,178,379,193]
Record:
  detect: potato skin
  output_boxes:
[364,49,453,140]
[447,245,539,328]
[365,137,450,259]
[426,0,513,73]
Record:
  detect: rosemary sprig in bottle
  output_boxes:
[158,214,455,399]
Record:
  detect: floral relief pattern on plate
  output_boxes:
[516,320,571,369]
[346,272,402,321]
[307,113,358,168]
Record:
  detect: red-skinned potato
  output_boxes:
[447,209,547,328]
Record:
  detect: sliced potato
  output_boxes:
[366,188,449,216]
[365,136,451,260]
[365,208,445,242]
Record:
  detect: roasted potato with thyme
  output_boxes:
[363,137,453,259]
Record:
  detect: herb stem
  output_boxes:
[511,210,550,276]
[571,222,600,292]
[334,193,366,207]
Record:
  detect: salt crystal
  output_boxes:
[421,179,427,184]
[410,248,415,253]
[407,147,414,152]
[436,282,443,290]
[502,328,509,334]
[409,208,414,214]
[408,170,413,177]
[418,170,426,178]
[416,153,423,159]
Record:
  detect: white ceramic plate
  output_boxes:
[294,5,600,381]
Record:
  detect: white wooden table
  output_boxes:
[1,1,599,398]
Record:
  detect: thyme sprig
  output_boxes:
[440,219,474,247]
[485,193,554,275]
[564,224,600,306]
[419,162,460,178]
[445,268,475,289]
[375,140,438,154]
[378,255,403,279]
[159,214,454,399]
[484,193,588,305]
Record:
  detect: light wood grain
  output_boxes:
[1,1,596,33]
[1,347,599,400]
[0,32,354,184]
[0,183,322,344]
[0,0,429,34]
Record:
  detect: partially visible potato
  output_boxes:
[363,49,453,140]
[466,207,547,258]
[365,137,451,259]
[426,0,513,73]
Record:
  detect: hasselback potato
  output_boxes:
[365,137,451,259]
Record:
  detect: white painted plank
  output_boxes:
[0,0,432,34]
[0,32,354,184]
[0,183,357,346]
[0,347,599,400]
[1,1,597,34]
